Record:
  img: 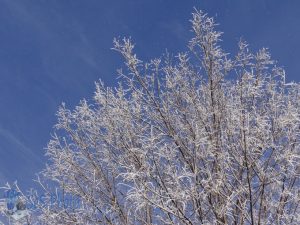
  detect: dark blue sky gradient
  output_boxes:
[0,0,300,190]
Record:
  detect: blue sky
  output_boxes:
[0,0,300,190]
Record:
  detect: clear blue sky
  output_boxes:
[0,0,300,190]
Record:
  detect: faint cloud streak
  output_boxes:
[0,127,41,163]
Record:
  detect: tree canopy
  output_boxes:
[2,9,300,225]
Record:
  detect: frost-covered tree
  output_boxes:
[28,9,300,224]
